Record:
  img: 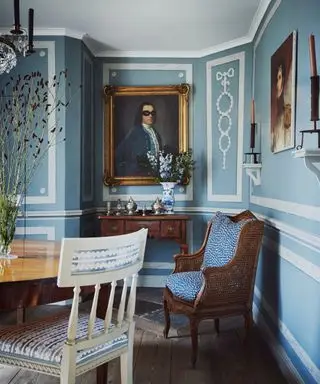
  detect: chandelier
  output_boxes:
[0,0,35,75]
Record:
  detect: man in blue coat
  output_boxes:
[115,102,162,177]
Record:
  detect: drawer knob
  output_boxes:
[167,226,174,233]
[111,225,118,231]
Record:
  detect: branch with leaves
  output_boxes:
[0,70,81,201]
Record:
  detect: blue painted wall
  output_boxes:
[252,0,320,382]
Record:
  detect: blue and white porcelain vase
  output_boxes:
[160,182,177,214]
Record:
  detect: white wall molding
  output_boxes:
[143,262,174,270]
[262,237,320,283]
[250,194,320,222]
[102,62,193,203]
[257,213,320,253]
[253,0,281,51]
[206,52,244,202]
[34,28,85,40]
[19,210,84,218]
[18,206,242,218]
[248,0,273,43]
[254,287,319,383]
[102,192,192,203]
[137,275,167,287]
[15,226,55,240]
[26,41,57,205]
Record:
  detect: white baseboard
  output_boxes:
[253,302,303,383]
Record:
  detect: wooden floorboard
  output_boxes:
[0,289,287,384]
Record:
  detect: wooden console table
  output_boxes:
[98,214,189,253]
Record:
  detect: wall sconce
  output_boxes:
[243,99,262,185]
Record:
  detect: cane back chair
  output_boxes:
[0,228,148,384]
[163,210,264,366]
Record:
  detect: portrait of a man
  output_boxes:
[270,31,296,153]
[103,84,190,186]
[114,97,178,177]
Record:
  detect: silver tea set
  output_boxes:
[105,196,164,216]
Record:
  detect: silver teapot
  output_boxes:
[152,197,164,215]
[126,196,137,215]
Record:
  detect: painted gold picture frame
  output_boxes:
[103,84,190,186]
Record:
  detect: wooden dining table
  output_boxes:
[0,239,110,382]
[0,239,110,320]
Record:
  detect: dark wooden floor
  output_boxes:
[0,288,287,384]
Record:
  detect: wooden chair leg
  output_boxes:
[163,298,171,338]
[97,362,108,384]
[244,310,253,338]
[214,318,220,335]
[189,317,199,368]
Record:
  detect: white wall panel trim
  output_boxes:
[102,63,193,203]
[206,52,244,202]
[26,41,56,205]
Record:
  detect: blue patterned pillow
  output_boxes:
[201,211,249,269]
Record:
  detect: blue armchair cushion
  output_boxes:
[201,211,249,269]
[166,271,204,302]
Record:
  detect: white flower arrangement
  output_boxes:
[146,150,194,184]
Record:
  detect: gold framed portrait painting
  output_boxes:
[103,84,190,186]
[270,31,297,153]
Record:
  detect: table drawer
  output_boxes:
[125,220,160,235]
[101,220,124,236]
[161,220,181,238]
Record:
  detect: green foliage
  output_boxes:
[0,194,19,250]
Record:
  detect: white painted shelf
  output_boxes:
[243,163,262,186]
[292,148,320,185]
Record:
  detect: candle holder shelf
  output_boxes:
[243,162,262,186]
[292,148,320,185]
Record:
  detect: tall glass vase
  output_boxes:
[160,182,177,214]
[0,195,19,259]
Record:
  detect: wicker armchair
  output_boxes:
[163,210,264,366]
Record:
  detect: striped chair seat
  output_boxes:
[0,312,128,367]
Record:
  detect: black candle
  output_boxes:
[250,99,256,149]
[14,0,20,31]
[28,8,34,51]
[250,123,255,149]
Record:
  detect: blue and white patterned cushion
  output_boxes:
[201,211,249,269]
[0,312,127,366]
[166,271,204,302]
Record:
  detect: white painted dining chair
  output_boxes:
[0,228,148,384]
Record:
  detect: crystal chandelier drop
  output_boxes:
[0,0,35,75]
